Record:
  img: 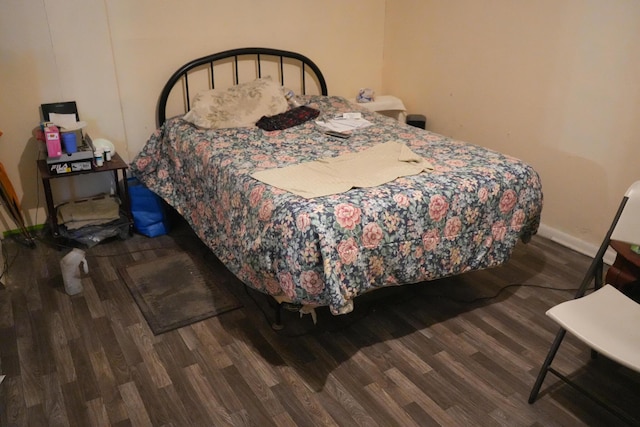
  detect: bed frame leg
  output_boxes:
[272,303,284,330]
[265,296,284,330]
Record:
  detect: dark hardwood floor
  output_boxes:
[1,220,638,426]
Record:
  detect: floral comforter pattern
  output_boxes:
[130,96,543,314]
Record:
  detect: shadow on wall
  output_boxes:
[18,135,44,228]
[530,145,610,247]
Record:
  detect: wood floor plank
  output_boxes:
[191,347,245,413]
[1,376,26,426]
[48,311,76,384]
[0,326,20,377]
[310,383,361,427]
[277,365,340,427]
[118,380,152,427]
[53,289,81,342]
[0,288,13,329]
[88,347,131,424]
[156,360,211,425]
[80,277,107,319]
[16,334,43,409]
[61,379,92,427]
[67,337,100,401]
[126,323,172,389]
[127,363,175,427]
[92,315,133,386]
[86,397,111,427]
[365,381,420,427]
[271,379,335,427]
[2,225,640,426]
[158,382,209,427]
[220,364,276,427]
[41,372,70,426]
[384,367,457,426]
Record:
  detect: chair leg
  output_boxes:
[529,328,567,403]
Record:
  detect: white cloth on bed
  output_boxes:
[315,117,373,132]
[251,141,433,198]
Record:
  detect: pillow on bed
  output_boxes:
[183,77,289,129]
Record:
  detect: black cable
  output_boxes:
[414,282,582,305]
[247,282,584,338]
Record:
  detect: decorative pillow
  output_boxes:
[183,78,289,129]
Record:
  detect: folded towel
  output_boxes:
[57,196,120,229]
[252,141,433,198]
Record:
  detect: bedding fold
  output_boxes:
[251,141,434,198]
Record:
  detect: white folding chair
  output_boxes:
[528,181,640,425]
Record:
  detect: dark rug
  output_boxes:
[119,252,242,334]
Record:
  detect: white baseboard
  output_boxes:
[536,223,616,266]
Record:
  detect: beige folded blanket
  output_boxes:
[252,141,434,198]
[57,196,120,230]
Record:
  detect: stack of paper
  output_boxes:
[49,113,87,131]
[316,117,373,133]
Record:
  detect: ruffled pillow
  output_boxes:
[183,78,289,129]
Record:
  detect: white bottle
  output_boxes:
[60,248,88,295]
[94,149,104,167]
[284,89,301,108]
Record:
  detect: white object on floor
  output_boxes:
[351,95,407,123]
[60,248,89,296]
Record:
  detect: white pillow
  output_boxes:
[183,78,289,129]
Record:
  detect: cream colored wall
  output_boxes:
[107,0,386,156]
[0,0,385,232]
[383,0,640,253]
[3,0,637,257]
[0,0,127,231]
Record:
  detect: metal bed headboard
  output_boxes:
[157,47,329,126]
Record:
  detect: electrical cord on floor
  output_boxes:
[247,282,584,338]
[414,282,582,305]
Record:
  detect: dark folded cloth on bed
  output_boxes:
[256,106,320,131]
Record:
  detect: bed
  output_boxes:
[130,47,543,324]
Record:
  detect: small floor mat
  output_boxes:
[119,252,242,334]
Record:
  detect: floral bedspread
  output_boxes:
[130,96,543,315]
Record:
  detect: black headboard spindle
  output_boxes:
[157,47,328,126]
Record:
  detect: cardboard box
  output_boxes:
[46,149,94,175]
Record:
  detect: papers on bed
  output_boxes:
[316,114,373,132]
[252,141,434,198]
